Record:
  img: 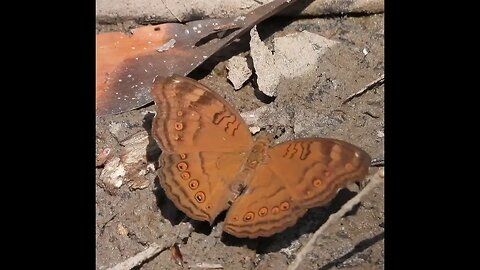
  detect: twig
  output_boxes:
[106,222,194,270]
[160,0,183,23]
[342,74,384,104]
[106,242,171,270]
[370,158,384,167]
[189,262,224,269]
[287,168,384,270]
[99,213,118,236]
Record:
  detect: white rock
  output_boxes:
[249,26,279,97]
[226,55,252,90]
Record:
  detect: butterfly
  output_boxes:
[151,75,371,238]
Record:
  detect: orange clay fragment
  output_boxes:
[96,0,298,116]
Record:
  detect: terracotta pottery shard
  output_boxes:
[96,0,298,116]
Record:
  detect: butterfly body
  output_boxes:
[152,75,371,238]
[232,132,271,181]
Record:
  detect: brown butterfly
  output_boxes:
[151,75,371,238]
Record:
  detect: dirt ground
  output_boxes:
[96,13,384,270]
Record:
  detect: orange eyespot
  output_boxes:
[179,153,187,159]
[243,212,255,222]
[188,179,199,189]
[313,178,323,187]
[258,207,268,216]
[177,162,188,171]
[177,111,183,116]
[280,202,290,211]
[271,207,280,215]
[174,122,184,130]
[195,192,206,203]
[345,163,354,171]
[181,172,190,180]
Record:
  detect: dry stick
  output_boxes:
[287,168,385,270]
[106,243,172,270]
[106,223,194,270]
[189,262,224,269]
[342,74,385,104]
[160,0,183,23]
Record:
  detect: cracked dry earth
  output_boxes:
[96,14,384,270]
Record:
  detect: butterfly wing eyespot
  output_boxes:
[258,207,268,216]
[280,201,290,211]
[312,178,323,187]
[195,191,206,203]
[180,171,191,180]
[344,163,354,172]
[177,162,188,171]
[174,122,184,131]
[188,179,199,190]
[243,212,255,222]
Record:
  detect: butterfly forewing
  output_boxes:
[151,75,254,223]
[151,75,253,154]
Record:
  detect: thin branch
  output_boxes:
[99,213,118,236]
[288,168,384,270]
[189,262,224,269]
[106,242,171,270]
[160,0,183,23]
[105,222,194,270]
[370,158,384,167]
[342,74,384,104]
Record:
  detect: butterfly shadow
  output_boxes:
[219,188,362,253]
[142,112,161,165]
[317,231,384,270]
